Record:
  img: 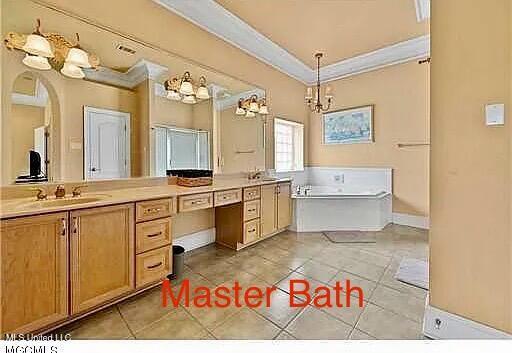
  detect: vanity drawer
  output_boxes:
[136,198,176,222]
[243,219,260,244]
[136,246,171,288]
[214,188,242,207]
[178,192,214,212]
[243,186,261,201]
[243,200,260,221]
[136,217,172,254]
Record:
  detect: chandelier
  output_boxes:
[164,71,210,104]
[305,52,333,113]
[4,19,99,79]
[235,95,269,118]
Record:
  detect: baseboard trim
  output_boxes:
[423,301,512,339]
[173,228,216,252]
[392,212,430,229]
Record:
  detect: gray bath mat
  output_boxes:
[395,258,429,290]
[322,231,376,243]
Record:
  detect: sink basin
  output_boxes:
[18,195,110,210]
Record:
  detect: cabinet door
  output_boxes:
[277,182,292,229]
[260,184,277,237]
[70,204,134,314]
[1,213,68,334]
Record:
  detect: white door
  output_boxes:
[84,107,130,180]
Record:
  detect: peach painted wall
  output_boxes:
[308,61,429,216]
[430,0,511,333]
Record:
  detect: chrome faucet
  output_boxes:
[54,185,66,199]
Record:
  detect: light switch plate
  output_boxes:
[485,104,505,126]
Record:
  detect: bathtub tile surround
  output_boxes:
[52,224,428,339]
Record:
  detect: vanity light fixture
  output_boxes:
[182,95,197,104]
[235,95,269,118]
[4,19,99,79]
[305,52,333,113]
[22,54,51,70]
[164,72,210,104]
[65,33,92,69]
[21,19,54,58]
[60,62,85,79]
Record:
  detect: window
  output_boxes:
[274,118,304,172]
[153,126,210,176]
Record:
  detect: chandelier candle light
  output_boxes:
[305,52,333,113]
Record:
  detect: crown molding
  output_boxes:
[317,35,430,84]
[153,0,312,83]
[153,0,430,85]
[415,0,431,22]
[84,59,168,89]
[215,87,265,111]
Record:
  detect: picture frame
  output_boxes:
[322,105,374,145]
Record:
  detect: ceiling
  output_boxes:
[216,0,429,68]
[154,0,430,84]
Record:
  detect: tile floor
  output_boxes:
[55,224,428,340]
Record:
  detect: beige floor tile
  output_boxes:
[349,329,375,340]
[271,253,310,270]
[329,270,378,301]
[341,258,386,282]
[319,291,366,326]
[255,288,306,328]
[356,250,392,268]
[66,308,132,339]
[212,308,280,339]
[196,261,241,285]
[118,286,179,332]
[275,331,297,340]
[276,272,325,301]
[369,285,425,323]
[296,259,338,284]
[356,303,423,339]
[285,306,352,339]
[135,307,204,339]
[184,301,241,330]
[256,265,293,284]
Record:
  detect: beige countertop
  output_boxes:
[0,177,291,219]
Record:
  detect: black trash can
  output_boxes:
[169,245,185,281]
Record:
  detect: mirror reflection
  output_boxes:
[9,72,52,183]
[2,0,268,185]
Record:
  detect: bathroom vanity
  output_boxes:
[0,178,291,335]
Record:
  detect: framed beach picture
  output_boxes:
[322,105,374,144]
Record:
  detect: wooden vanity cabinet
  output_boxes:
[277,182,292,229]
[216,182,292,250]
[70,204,135,314]
[0,213,69,334]
[260,184,277,236]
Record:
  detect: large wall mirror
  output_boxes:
[1,0,268,185]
